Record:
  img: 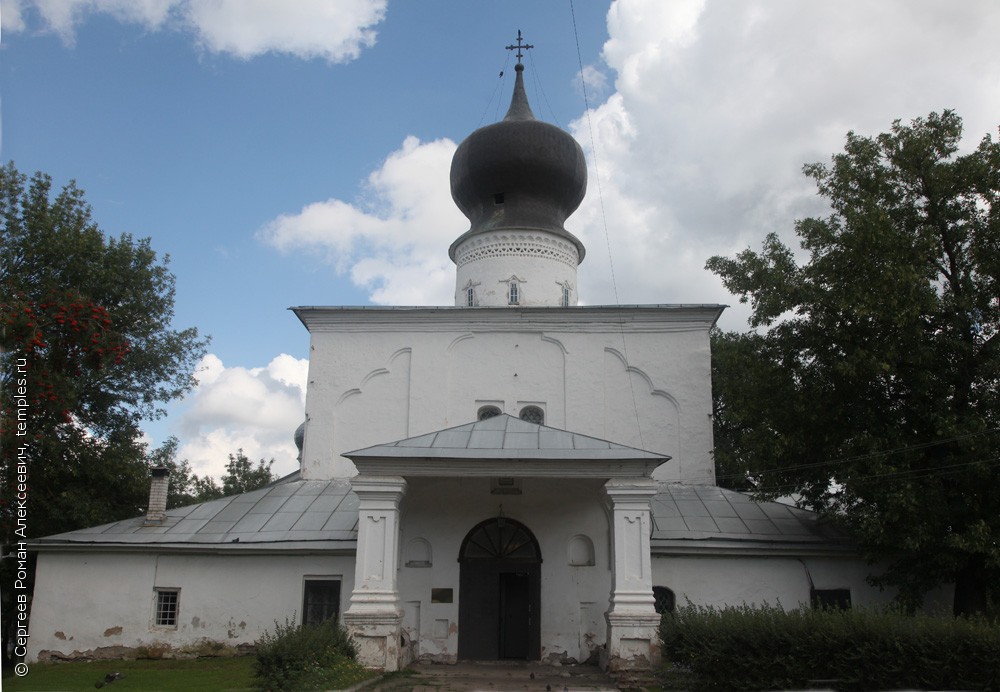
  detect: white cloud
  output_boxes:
[575,64,609,98]
[183,0,385,62]
[570,0,1000,329]
[175,353,308,478]
[260,135,466,305]
[13,0,973,333]
[1,0,27,34]
[5,0,386,61]
[253,0,1000,331]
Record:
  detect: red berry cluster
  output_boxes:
[2,290,131,423]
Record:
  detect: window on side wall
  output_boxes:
[154,589,179,627]
[303,579,342,626]
[811,588,851,610]
[653,586,675,614]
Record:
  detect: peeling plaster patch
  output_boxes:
[54,631,66,640]
[191,616,201,628]
[239,621,246,630]
[103,626,122,637]
[37,641,256,662]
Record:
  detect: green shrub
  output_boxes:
[661,603,1000,691]
[253,618,370,691]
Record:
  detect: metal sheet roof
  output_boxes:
[32,477,848,555]
[33,480,358,550]
[651,484,850,549]
[346,414,670,461]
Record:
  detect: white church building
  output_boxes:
[26,51,926,672]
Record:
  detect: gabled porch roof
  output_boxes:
[343,414,670,478]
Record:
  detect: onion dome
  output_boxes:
[294,421,306,460]
[449,62,588,262]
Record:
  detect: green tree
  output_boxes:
[152,438,275,508]
[707,111,1000,615]
[1,163,208,660]
[220,449,275,496]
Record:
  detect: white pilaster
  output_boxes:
[602,478,661,672]
[343,475,407,671]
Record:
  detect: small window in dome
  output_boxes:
[494,192,505,205]
[509,282,519,305]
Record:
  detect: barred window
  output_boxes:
[303,580,341,626]
[811,588,851,610]
[653,586,675,614]
[467,286,475,307]
[478,405,502,420]
[519,406,544,425]
[154,589,179,627]
[508,281,519,305]
[561,285,570,307]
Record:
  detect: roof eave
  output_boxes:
[351,455,667,478]
[28,540,358,555]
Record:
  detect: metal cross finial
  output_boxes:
[505,29,533,65]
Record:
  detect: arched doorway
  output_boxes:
[457,517,541,660]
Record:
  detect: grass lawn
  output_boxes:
[3,656,257,692]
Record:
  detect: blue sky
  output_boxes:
[3,0,999,478]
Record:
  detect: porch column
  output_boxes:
[602,478,661,672]
[343,475,407,671]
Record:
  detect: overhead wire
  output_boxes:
[569,0,646,451]
[477,52,512,128]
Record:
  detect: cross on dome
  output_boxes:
[505,29,533,67]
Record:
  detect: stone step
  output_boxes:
[368,661,624,691]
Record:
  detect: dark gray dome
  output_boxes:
[294,421,305,453]
[449,63,587,261]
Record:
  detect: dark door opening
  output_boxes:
[499,571,531,659]
[457,517,541,661]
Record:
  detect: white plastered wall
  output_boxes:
[26,551,355,662]
[398,477,611,663]
[300,311,715,484]
[651,554,954,612]
[452,230,581,308]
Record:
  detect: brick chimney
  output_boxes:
[145,466,171,524]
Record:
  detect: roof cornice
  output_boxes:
[651,538,858,558]
[291,304,727,333]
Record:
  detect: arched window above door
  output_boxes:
[459,517,541,562]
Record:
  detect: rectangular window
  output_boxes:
[467,286,475,306]
[811,588,851,610]
[154,589,179,627]
[509,282,519,305]
[303,579,341,626]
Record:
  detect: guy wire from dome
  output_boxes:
[569,2,646,450]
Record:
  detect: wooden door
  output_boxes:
[458,518,541,660]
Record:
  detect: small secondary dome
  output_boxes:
[449,61,587,261]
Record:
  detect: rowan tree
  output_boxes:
[1,163,208,662]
